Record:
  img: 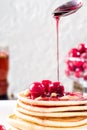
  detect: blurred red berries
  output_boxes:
[65,43,87,80]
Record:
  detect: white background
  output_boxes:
[0,0,86,98]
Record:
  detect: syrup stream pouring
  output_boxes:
[53,0,83,81]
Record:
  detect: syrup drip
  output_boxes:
[55,16,60,81]
[53,0,83,81]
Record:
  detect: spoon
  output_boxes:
[53,0,83,17]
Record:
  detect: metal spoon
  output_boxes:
[53,0,83,17]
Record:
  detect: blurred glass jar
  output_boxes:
[0,46,9,99]
[65,43,87,93]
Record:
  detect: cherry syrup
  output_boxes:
[55,16,60,81]
[53,0,83,81]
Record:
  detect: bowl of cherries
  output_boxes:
[65,43,87,86]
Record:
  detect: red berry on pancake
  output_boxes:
[48,82,64,96]
[30,82,45,99]
[42,80,52,93]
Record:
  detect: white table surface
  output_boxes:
[0,100,16,129]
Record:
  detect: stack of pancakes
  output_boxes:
[8,90,87,130]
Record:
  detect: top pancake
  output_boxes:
[18,91,87,107]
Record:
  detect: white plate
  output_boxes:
[0,100,16,129]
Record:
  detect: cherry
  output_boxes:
[81,52,87,59]
[48,82,60,94]
[30,82,45,99]
[83,73,87,80]
[57,83,64,96]
[48,82,64,96]
[42,80,52,93]
[85,48,87,53]
[0,125,6,130]
[68,48,80,57]
[74,68,82,78]
[67,61,75,71]
[83,62,87,70]
[65,68,71,76]
[73,60,83,68]
[78,43,86,53]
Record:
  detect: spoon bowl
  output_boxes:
[53,0,83,17]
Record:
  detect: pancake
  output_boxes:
[17,99,87,113]
[8,114,87,130]
[15,110,87,127]
[18,91,87,107]
[9,126,20,130]
[16,105,87,118]
[8,89,87,129]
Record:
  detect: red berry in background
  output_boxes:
[81,52,87,59]
[68,48,80,57]
[78,43,86,53]
[65,68,71,76]
[30,82,45,98]
[0,125,6,130]
[73,60,84,68]
[67,60,75,71]
[42,80,52,93]
[85,47,87,53]
[83,72,87,80]
[83,62,87,70]
[74,68,82,78]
